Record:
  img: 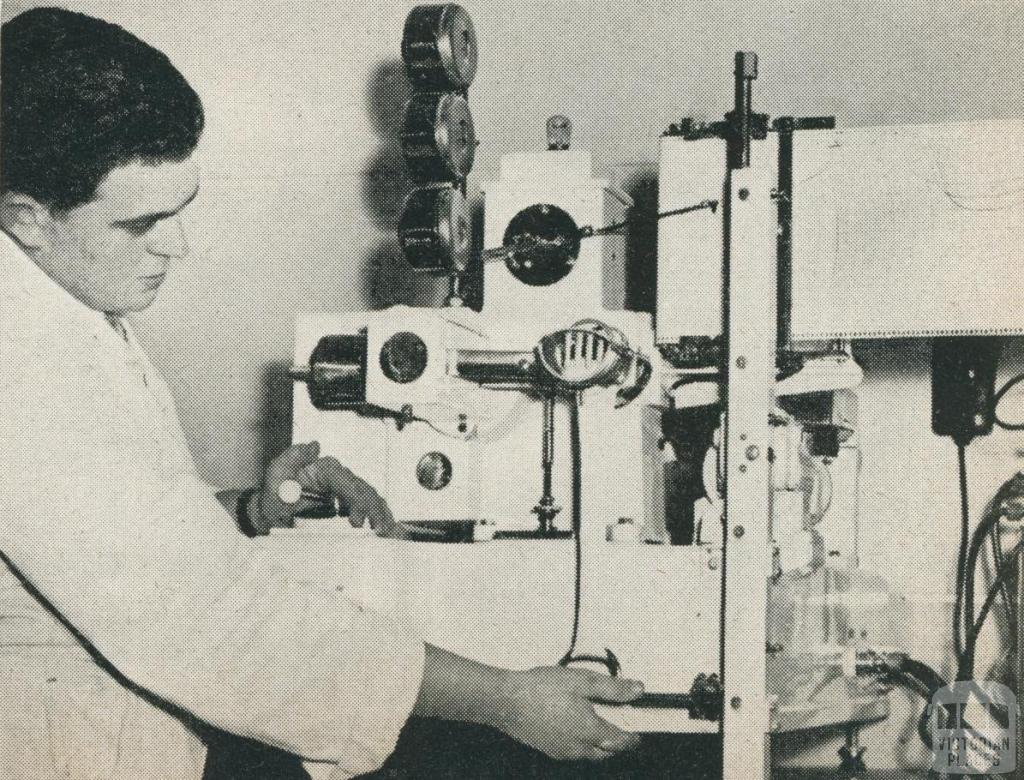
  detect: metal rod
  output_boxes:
[532,395,561,533]
[455,349,536,384]
[1017,542,1022,777]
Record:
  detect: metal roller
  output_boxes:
[288,333,367,410]
[398,185,471,273]
[401,4,478,90]
[402,91,476,182]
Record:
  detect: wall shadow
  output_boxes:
[257,360,295,467]
[617,166,658,315]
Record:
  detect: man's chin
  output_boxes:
[112,287,162,315]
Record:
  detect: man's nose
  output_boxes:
[145,217,189,259]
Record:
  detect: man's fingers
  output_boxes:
[269,442,320,482]
[583,713,641,753]
[581,674,644,704]
[562,745,611,762]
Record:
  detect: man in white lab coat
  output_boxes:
[0,8,643,779]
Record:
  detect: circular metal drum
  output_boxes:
[402,92,476,182]
[401,4,478,90]
[502,203,581,286]
[379,331,429,384]
[398,185,471,273]
[288,334,367,410]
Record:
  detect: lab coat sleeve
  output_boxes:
[0,335,424,775]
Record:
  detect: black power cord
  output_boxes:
[877,656,1006,780]
[960,473,1024,679]
[959,537,1023,681]
[953,443,970,663]
[556,393,619,676]
[558,393,584,667]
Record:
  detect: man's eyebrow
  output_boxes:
[112,183,200,225]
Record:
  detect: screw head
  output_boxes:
[736,356,747,369]
[746,445,760,461]
[738,188,750,201]
[733,525,745,538]
[731,696,743,710]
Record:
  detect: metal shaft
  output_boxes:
[533,395,561,533]
[1017,543,1022,777]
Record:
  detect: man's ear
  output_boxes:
[0,191,54,252]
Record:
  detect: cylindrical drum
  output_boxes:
[401,4,478,90]
[289,334,367,410]
[402,92,476,182]
[398,185,471,273]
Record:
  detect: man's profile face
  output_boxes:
[43,156,200,315]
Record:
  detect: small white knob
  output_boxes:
[277,479,304,505]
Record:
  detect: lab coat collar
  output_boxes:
[0,228,122,339]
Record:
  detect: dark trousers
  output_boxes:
[202,731,310,780]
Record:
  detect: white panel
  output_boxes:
[656,136,726,341]
[260,536,722,733]
[658,121,1024,343]
[791,120,1024,339]
[655,136,774,342]
[482,152,631,320]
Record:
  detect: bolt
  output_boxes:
[739,464,747,473]
[746,445,760,461]
[731,696,743,710]
[733,525,745,538]
[736,356,746,369]
[738,188,749,201]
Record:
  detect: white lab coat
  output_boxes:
[0,230,425,780]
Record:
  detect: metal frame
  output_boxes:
[721,167,777,779]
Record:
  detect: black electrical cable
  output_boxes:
[994,372,1024,431]
[963,503,1009,668]
[559,392,584,667]
[954,443,970,663]
[991,521,1017,641]
[876,657,1004,780]
[959,538,1023,681]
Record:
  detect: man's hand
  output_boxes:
[493,666,643,761]
[260,441,406,538]
[412,645,642,763]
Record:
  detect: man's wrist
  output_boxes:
[412,644,513,730]
[236,486,268,536]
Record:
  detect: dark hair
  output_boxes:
[1,7,204,211]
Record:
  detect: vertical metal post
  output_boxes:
[1017,544,1022,779]
[721,166,776,780]
[729,52,758,171]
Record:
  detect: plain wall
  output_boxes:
[3,0,1023,772]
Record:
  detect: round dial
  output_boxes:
[379,332,428,384]
[417,452,453,491]
[502,204,581,286]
